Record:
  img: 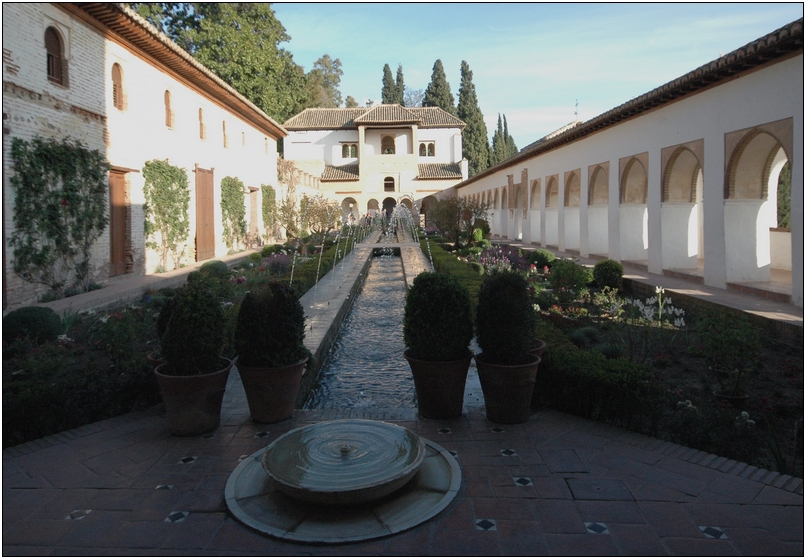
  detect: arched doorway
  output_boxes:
[382,197,397,218]
[564,171,581,251]
[367,198,380,217]
[545,176,559,247]
[725,126,791,283]
[619,155,648,262]
[587,164,609,256]
[661,145,703,271]
[341,197,359,224]
[420,195,437,228]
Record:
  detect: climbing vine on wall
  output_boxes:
[10,136,109,296]
[142,159,190,270]
[221,176,246,249]
[261,184,277,238]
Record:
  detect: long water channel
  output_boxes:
[304,255,417,410]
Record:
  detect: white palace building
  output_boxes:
[453,19,803,308]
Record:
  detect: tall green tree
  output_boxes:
[422,59,455,114]
[504,114,518,156]
[308,54,343,108]
[395,64,405,105]
[130,2,199,52]
[456,61,490,177]
[345,95,359,108]
[404,87,424,108]
[381,63,396,104]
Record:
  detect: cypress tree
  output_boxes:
[504,115,518,158]
[491,114,506,166]
[395,64,405,105]
[381,64,396,104]
[456,61,490,177]
[423,59,455,114]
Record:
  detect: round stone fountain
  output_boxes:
[225,419,461,543]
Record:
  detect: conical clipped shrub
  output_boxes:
[475,271,537,365]
[234,281,309,368]
[404,272,473,362]
[160,279,225,376]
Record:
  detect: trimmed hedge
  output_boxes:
[534,320,665,432]
[3,307,62,344]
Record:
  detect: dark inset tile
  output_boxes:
[164,511,188,523]
[699,525,727,539]
[567,478,634,501]
[585,521,609,534]
[475,518,497,531]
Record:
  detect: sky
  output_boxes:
[272,2,803,147]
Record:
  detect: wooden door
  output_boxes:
[109,171,127,276]
[195,167,215,261]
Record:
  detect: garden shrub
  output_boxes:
[248,252,262,263]
[528,248,556,268]
[261,244,284,257]
[593,259,624,289]
[404,272,473,362]
[421,240,485,308]
[548,259,593,291]
[199,259,230,279]
[235,282,309,368]
[475,271,537,365]
[3,307,63,344]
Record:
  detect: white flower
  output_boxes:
[655,286,665,295]
[664,297,672,307]
[57,334,73,343]
[646,296,658,306]
[674,317,685,328]
[99,315,110,324]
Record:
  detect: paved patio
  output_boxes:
[3,236,803,555]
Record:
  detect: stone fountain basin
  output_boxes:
[262,419,425,506]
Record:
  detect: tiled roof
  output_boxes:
[408,108,465,129]
[355,104,419,125]
[458,17,803,187]
[284,105,465,130]
[418,163,463,180]
[520,121,583,153]
[321,165,360,182]
[284,108,366,130]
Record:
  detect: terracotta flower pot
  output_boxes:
[712,390,749,410]
[475,353,540,424]
[154,358,232,436]
[146,351,165,372]
[530,338,547,359]
[404,349,473,419]
[236,357,308,424]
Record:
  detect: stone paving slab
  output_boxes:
[3,393,802,555]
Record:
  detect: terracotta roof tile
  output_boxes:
[321,165,360,181]
[355,104,419,124]
[418,163,463,180]
[284,105,465,130]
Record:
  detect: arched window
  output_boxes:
[45,27,66,86]
[111,63,124,110]
[381,136,395,155]
[350,144,357,158]
[384,177,395,192]
[419,142,436,157]
[164,90,173,128]
[199,109,205,140]
[428,143,435,157]
[222,121,228,148]
[343,144,350,158]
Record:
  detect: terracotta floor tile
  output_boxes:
[545,533,620,555]
[607,523,668,556]
[661,536,740,556]
[534,499,586,534]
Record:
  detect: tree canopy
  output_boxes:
[456,61,490,177]
[130,3,316,123]
[395,64,405,105]
[422,59,455,114]
[308,54,343,108]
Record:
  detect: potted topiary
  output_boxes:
[234,281,310,423]
[154,275,231,436]
[475,271,541,424]
[403,272,474,419]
